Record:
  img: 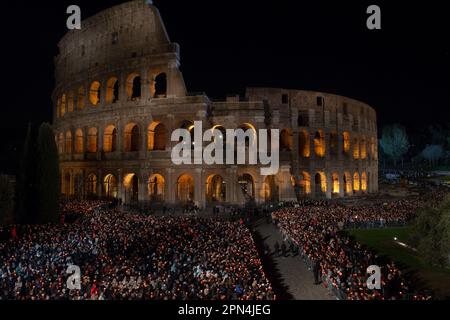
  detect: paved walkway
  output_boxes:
[252,218,334,300]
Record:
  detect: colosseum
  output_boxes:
[53,0,378,207]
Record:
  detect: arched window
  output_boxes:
[60,94,66,117]
[126,73,141,100]
[360,137,367,159]
[361,172,367,192]
[67,92,74,113]
[103,125,117,153]
[104,174,118,198]
[329,132,338,156]
[299,172,311,195]
[123,173,139,203]
[332,173,340,194]
[206,174,226,203]
[58,133,64,154]
[87,128,98,153]
[177,174,194,202]
[343,172,352,194]
[263,175,278,202]
[153,73,167,98]
[342,132,350,154]
[353,172,360,192]
[124,123,140,152]
[299,130,310,158]
[106,77,119,104]
[314,130,325,158]
[77,86,86,110]
[65,131,72,155]
[86,174,97,195]
[148,174,165,202]
[148,122,166,151]
[89,81,101,105]
[75,129,84,154]
[315,172,327,194]
[353,137,360,159]
[280,129,293,151]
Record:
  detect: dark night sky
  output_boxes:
[0,0,449,173]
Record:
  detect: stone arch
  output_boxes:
[153,72,167,98]
[75,129,84,154]
[299,172,311,195]
[329,132,339,156]
[103,174,118,199]
[314,130,325,158]
[89,81,101,106]
[280,129,293,151]
[361,172,368,192]
[103,125,117,153]
[124,173,139,203]
[299,130,310,158]
[177,174,195,203]
[206,174,226,203]
[124,123,140,152]
[314,172,327,194]
[342,132,350,155]
[360,136,367,159]
[238,173,255,199]
[353,172,360,192]
[263,175,279,202]
[353,137,360,159]
[126,73,141,100]
[106,77,119,103]
[65,131,73,155]
[332,173,340,194]
[58,133,64,154]
[343,172,352,195]
[60,94,66,117]
[67,91,74,113]
[148,121,166,151]
[148,174,165,202]
[77,86,86,110]
[86,174,97,195]
[87,127,98,153]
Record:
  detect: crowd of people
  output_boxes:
[0,202,274,300]
[272,190,447,300]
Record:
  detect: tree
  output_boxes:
[411,196,450,268]
[380,124,409,167]
[15,123,38,224]
[421,144,444,167]
[36,123,60,224]
[0,174,14,225]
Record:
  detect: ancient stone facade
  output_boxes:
[53,0,378,206]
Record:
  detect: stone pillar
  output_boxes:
[141,67,150,102]
[166,168,175,204]
[279,166,296,201]
[194,168,203,208]
[326,172,332,199]
[338,169,344,198]
[138,170,147,203]
[118,169,124,202]
[97,169,102,197]
[119,72,127,102]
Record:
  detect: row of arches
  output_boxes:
[295,171,369,196]
[57,122,167,154]
[56,72,167,118]
[296,130,377,160]
[63,172,282,204]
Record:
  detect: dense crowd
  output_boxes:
[272,190,447,300]
[0,202,274,300]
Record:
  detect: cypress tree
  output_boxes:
[36,123,60,223]
[15,123,38,224]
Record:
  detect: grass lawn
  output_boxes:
[347,227,450,299]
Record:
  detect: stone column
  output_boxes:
[166,168,175,204]
[279,166,296,201]
[326,172,332,199]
